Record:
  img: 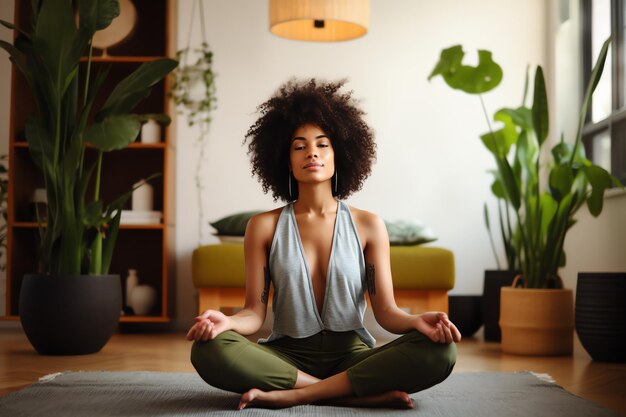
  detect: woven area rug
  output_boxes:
[0,371,620,416]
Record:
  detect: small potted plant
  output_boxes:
[429,38,620,355]
[0,0,177,354]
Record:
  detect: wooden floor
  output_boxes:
[1,327,625,416]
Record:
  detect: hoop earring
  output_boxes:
[288,170,292,200]
[334,170,338,195]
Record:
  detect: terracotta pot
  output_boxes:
[499,276,574,356]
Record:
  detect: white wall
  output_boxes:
[175,0,549,328]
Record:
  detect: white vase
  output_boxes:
[129,285,157,316]
[125,269,138,308]
[132,180,153,211]
[140,118,161,144]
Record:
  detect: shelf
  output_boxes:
[12,222,164,230]
[13,142,167,149]
[80,56,169,63]
[0,315,170,323]
[120,316,171,323]
[6,0,173,326]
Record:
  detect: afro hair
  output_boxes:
[245,78,376,202]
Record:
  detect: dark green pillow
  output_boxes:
[384,219,437,246]
[210,211,263,236]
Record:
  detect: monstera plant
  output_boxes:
[429,39,620,355]
[0,0,177,354]
[429,40,618,289]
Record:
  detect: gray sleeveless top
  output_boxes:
[259,200,376,348]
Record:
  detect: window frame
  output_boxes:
[581,0,626,184]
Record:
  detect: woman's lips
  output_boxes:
[303,162,323,169]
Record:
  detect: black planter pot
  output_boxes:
[482,270,518,341]
[448,295,483,337]
[19,274,122,355]
[575,272,626,363]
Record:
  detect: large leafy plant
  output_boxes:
[0,0,177,276]
[429,39,620,288]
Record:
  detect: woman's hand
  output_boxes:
[414,312,462,344]
[186,310,232,341]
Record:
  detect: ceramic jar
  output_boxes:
[140,118,161,144]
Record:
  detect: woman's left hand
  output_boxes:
[414,312,462,344]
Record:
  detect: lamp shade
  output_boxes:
[269,0,370,42]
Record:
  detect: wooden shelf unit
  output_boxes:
[4,0,176,324]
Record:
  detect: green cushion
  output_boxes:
[192,244,454,291]
[211,212,436,246]
[209,211,262,236]
[384,219,437,246]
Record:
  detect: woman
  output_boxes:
[187,79,461,410]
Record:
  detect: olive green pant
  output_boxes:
[191,329,456,397]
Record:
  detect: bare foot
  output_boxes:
[325,390,413,409]
[238,388,413,410]
[238,388,301,410]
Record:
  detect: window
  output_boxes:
[581,0,626,184]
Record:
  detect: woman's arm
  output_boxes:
[187,212,277,341]
[359,211,461,344]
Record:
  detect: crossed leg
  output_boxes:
[192,330,455,410]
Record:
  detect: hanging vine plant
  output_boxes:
[170,40,217,127]
[169,0,217,245]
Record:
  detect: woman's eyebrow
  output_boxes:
[290,135,329,141]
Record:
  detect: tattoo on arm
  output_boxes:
[366,263,376,296]
[260,266,271,304]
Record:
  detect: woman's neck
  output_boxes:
[293,183,337,215]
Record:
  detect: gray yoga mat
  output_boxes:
[0,371,620,416]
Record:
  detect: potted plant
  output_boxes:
[0,0,177,355]
[427,48,521,342]
[429,38,619,355]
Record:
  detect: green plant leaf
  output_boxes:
[491,177,507,199]
[495,157,521,210]
[25,117,52,170]
[573,38,611,163]
[428,45,503,94]
[532,66,549,146]
[101,209,121,274]
[79,0,120,32]
[480,119,517,158]
[584,165,613,216]
[98,58,178,118]
[0,39,32,88]
[539,193,558,239]
[549,164,574,201]
[551,141,588,165]
[83,201,104,227]
[33,0,79,97]
[496,107,533,130]
[84,114,141,151]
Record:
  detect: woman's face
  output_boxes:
[289,123,335,186]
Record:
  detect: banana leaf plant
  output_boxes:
[0,0,177,276]
[429,39,621,289]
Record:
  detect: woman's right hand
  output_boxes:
[186,309,232,341]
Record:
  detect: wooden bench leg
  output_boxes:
[393,290,449,314]
[198,288,247,314]
[199,288,448,315]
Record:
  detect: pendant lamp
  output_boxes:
[269,0,370,42]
